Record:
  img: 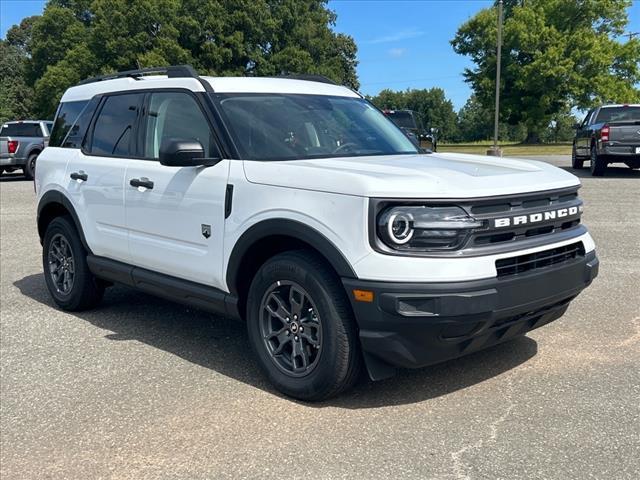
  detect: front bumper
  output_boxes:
[343,251,598,379]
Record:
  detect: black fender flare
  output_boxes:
[226,218,358,295]
[37,190,91,252]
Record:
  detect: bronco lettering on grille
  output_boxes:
[494,206,580,228]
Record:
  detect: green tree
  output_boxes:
[369,88,458,141]
[456,95,493,142]
[452,0,640,142]
[0,41,34,124]
[18,0,359,118]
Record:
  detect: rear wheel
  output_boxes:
[24,153,37,180]
[571,144,584,169]
[43,216,104,311]
[590,145,606,176]
[246,251,362,401]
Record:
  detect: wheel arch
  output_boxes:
[37,190,90,252]
[27,147,42,158]
[226,219,358,318]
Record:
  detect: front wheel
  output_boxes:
[590,145,606,176]
[246,251,362,401]
[43,216,104,311]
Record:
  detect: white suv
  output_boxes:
[35,66,599,400]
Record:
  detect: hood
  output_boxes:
[243,152,580,198]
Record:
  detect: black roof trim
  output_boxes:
[78,65,199,85]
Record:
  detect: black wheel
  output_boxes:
[247,251,362,401]
[24,153,37,180]
[571,144,584,169]
[43,215,104,311]
[590,145,606,176]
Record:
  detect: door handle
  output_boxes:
[129,177,154,190]
[70,171,88,181]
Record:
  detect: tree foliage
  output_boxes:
[369,88,459,141]
[452,0,640,142]
[2,0,358,119]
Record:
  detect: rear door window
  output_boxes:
[49,101,89,147]
[88,94,141,157]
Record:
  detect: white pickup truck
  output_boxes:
[35,65,599,400]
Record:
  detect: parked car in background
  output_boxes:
[383,109,437,151]
[572,104,640,176]
[0,120,53,179]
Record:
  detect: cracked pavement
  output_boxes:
[1,156,639,479]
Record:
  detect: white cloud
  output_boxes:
[367,28,424,44]
[387,48,406,57]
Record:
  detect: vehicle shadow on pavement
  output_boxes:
[0,173,29,182]
[562,166,640,179]
[14,273,537,409]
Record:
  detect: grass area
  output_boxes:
[438,142,571,156]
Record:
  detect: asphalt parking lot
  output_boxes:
[1,156,639,479]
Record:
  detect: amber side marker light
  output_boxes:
[353,289,374,303]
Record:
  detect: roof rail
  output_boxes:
[78,65,199,85]
[277,74,338,85]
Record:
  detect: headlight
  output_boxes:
[377,205,483,252]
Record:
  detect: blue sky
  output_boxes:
[2,0,638,110]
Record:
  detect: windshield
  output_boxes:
[213,94,418,161]
[595,106,640,124]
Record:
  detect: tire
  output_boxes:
[571,144,584,169]
[246,250,362,401]
[24,153,38,180]
[590,145,606,176]
[42,215,105,311]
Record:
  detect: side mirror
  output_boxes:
[573,123,581,130]
[159,138,220,167]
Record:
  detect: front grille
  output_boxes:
[495,242,585,277]
[464,187,583,248]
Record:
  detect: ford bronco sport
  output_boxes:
[36,66,598,400]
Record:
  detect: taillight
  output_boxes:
[8,140,19,154]
[601,125,610,142]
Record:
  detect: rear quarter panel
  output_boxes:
[35,147,72,206]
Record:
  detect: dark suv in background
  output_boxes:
[572,104,640,176]
[383,109,437,151]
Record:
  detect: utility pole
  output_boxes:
[622,31,639,40]
[488,0,504,157]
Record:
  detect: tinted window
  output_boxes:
[0,123,42,137]
[144,92,214,158]
[595,106,640,124]
[214,94,417,161]
[387,111,418,130]
[49,101,89,147]
[90,94,140,156]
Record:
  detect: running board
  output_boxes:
[87,255,240,319]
